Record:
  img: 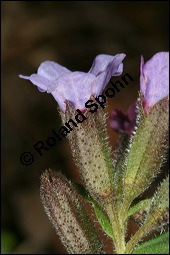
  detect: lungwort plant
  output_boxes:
[19,52,169,254]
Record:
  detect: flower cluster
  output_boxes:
[19,51,169,254]
[19,52,169,132]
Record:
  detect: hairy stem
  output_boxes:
[124,225,148,254]
[105,203,126,254]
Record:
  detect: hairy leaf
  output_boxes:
[127,199,151,219]
[60,101,115,206]
[132,231,169,254]
[74,183,114,239]
[123,97,169,207]
[40,169,103,254]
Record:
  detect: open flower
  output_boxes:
[19,54,126,112]
[140,52,169,114]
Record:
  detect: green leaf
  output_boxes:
[124,97,169,203]
[60,103,114,206]
[74,183,114,239]
[40,170,103,254]
[132,231,169,254]
[143,176,169,232]
[126,199,151,219]
[113,132,131,207]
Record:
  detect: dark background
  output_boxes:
[1,1,169,254]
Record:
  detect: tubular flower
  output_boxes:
[19,54,126,112]
[140,52,169,114]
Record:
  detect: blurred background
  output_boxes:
[1,1,169,254]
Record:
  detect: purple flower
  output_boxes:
[140,52,169,114]
[109,102,136,135]
[19,54,126,112]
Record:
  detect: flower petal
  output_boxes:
[51,90,66,112]
[89,54,125,76]
[89,54,116,76]
[19,54,126,112]
[91,54,126,95]
[19,74,50,91]
[37,61,71,81]
[140,52,169,113]
[49,71,96,112]
[19,61,71,93]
